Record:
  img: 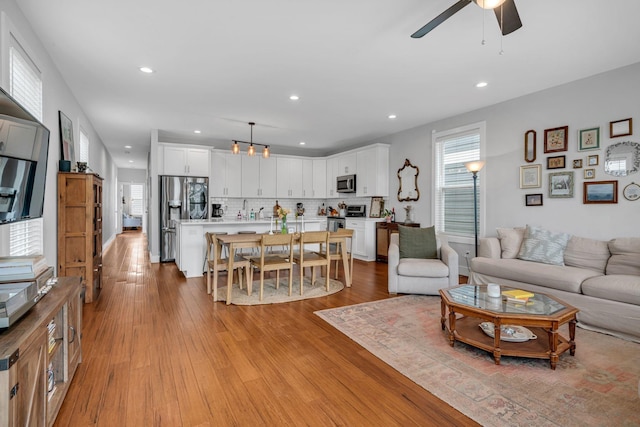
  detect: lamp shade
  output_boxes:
[465,160,486,173]
[472,0,507,9]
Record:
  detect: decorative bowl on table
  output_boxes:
[479,322,537,342]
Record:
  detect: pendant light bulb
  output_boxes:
[473,0,506,10]
[262,145,270,159]
[247,143,255,156]
[232,141,240,154]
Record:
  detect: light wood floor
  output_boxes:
[53,231,478,427]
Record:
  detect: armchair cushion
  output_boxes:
[397,258,450,278]
[399,225,437,259]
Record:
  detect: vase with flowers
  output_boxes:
[277,206,291,234]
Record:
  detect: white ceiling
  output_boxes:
[16,0,640,169]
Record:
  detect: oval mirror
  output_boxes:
[398,159,419,201]
[524,130,536,163]
[604,141,640,177]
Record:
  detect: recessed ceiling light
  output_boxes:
[128,160,134,163]
[388,114,397,119]
[299,141,306,145]
[124,145,132,149]
[194,130,201,134]
[289,95,299,101]
[476,81,488,88]
[139,67,154,74]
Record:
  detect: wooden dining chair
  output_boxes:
[327,229,354,287]
[292,231,331,295]
[250,233,294,301]
[205,232,252,303]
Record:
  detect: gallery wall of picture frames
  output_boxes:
[520,116,638,205]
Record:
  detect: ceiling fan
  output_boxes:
[411,0,522,38]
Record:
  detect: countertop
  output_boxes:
[176,217,327,226]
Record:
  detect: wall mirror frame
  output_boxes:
[604,141,640,177]
[397,158,420,201]
[524,130,536,163]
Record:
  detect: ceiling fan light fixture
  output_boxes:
[473,0,506,10]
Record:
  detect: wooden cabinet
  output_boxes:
[57,172,103,303]
[242,156,276,198]
[161,145,210,176]
[356,144,389,197]
[376,221,420,262]
[210,151,242,197]
[0,277,83,427]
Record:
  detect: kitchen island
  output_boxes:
[175,217,326,277]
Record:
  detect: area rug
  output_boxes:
[218,276,344,305]
[315,295,640,426]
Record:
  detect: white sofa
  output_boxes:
[469,227,640,343]
[388,233,459,295]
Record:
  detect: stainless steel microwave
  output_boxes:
[336,174,356,193]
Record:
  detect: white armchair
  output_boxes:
[388,233,459,294]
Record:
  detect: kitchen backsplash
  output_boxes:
[212,197,375,218]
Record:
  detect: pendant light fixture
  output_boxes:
[472,0,506,9]
[231,122,270,158]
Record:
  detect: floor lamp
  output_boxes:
[464,161,485,257]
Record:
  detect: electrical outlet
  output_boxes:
[465,251,470,256]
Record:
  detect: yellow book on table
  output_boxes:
[502,289,534,300]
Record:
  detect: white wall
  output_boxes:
[0,0,117,267]
[380,62,640,249]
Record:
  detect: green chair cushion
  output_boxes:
[399,225,437,259]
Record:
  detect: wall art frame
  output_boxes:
[525,193,543,206]
[59,110,75,163]
[546,155,566,169]
[519,164,541,189]
[397,159,420,202]
[623,182,640,201]
[524,130,536,162]
[544,126,568,153]
[548,171,574,198]
[584,168,596,179]
[369,196,384,218]
[583,180,618,204]
[579,127,600,151]
[609,118,632,138]
[587,154,599,166]
[573,159,583,168]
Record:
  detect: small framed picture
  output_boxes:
[584,168,596,179]
[579,127,600,151]
[369,196,384,218]
[573,159,583,168]
[587,154,599,166]
[544,126,568,153]
[584,180,618,204]
[623,182,640,201]
[548,171,574,198]
[609,118,632,138]
[546,155,566,169]
[519,164,541,189]
[525,193,543,206]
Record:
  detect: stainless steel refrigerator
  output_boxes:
[159,175,208,262]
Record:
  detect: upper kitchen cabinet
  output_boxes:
[356,144,389,197]
[210,151,242,197]
[337,152,357,176]
[326,157,339,198]
[160,143,210,176]
[242,155,277,198]
[305,158,326,199]
[277,157,304,198]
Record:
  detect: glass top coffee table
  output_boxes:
[439,284,579,369]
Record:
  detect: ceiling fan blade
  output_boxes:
[494,0,522,35]
[411,0,472,38]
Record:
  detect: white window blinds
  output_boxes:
[434,128,481,238]
[8,33,44,256]
[79,129,89,163]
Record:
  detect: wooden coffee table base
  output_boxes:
[440,300,577,370]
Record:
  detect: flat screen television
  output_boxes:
[0,86,50,224]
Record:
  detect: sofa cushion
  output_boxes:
[606,238,640,275]
[397,258,449,278]
[564,236,610,274]
[496,227,525,259]
[399,225,437,259]
[518,225,570,266]
[470,257,601,294]
[582,275,640,305]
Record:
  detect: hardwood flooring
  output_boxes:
[53,231,478,426]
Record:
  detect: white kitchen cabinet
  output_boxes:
[356,144,389,197]
[161,144,210,176]
[242,155,277,197]
[337,152,357,176]
[311,158,327,198]
[301,159,313,198]
[277,157,304,198]
[210,151,242,197]
[345,218,379,261]
[326,157,339,198]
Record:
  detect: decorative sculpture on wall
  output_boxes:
[398,159,419,201]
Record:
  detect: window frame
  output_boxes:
[432,121,486,245]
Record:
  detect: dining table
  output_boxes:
[216,230,353,304]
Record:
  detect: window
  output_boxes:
[433,123,485,242]
[129,184,144,216]
[8,31,44,256]
[79,128,89,163]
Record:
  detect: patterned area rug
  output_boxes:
[218,276,344,305]
[315,295,640,426]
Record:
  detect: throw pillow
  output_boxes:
[517,225,570,266]
[496,227,526,259]
[399,225,437,259]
